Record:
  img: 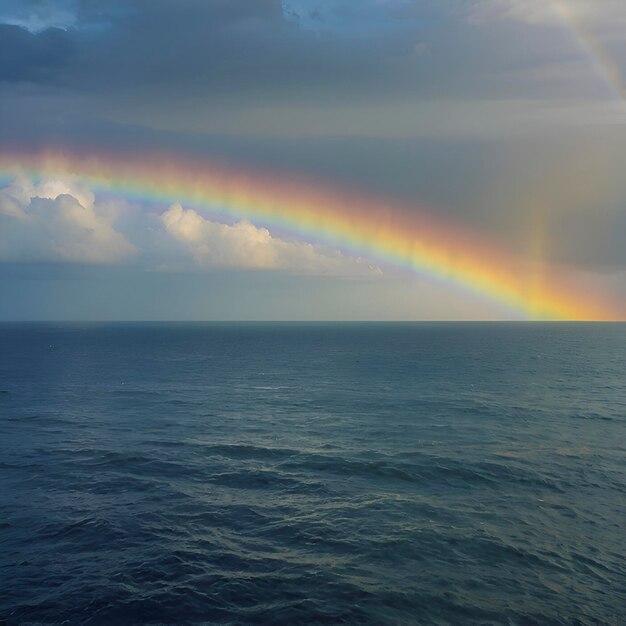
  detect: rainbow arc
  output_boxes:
[0,148,621,320]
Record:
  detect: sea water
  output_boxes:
[1,323,624,624]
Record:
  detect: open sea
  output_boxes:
[0,322,624,625]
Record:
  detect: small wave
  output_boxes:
[207,470,304,490]
[5,413,70,425]
[204,443,300,461]
[250,385,291,391]
[280,454,421,484]
[37,516,128,544]
[570,412,618,422]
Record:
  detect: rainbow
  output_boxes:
[555,0,626,101]
[0,147,621,320]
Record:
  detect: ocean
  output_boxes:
[0,322,624,624]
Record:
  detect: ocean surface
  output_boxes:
[0,322,624,625]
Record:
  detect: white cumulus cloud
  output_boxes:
[0,176,136,263]
[160,203,379,275]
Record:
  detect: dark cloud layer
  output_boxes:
[0,24,74,82]
[4,0,613,101]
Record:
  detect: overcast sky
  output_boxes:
[1,0,625,320]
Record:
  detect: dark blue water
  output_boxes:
[1,323,624,624]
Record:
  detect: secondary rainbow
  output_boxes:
[555,0,626,101]
[0,147,620,320]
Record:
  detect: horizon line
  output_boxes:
[1,319,624,324]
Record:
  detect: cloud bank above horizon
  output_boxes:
[0,175,379,277]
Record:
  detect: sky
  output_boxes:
[1,0,625,320]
